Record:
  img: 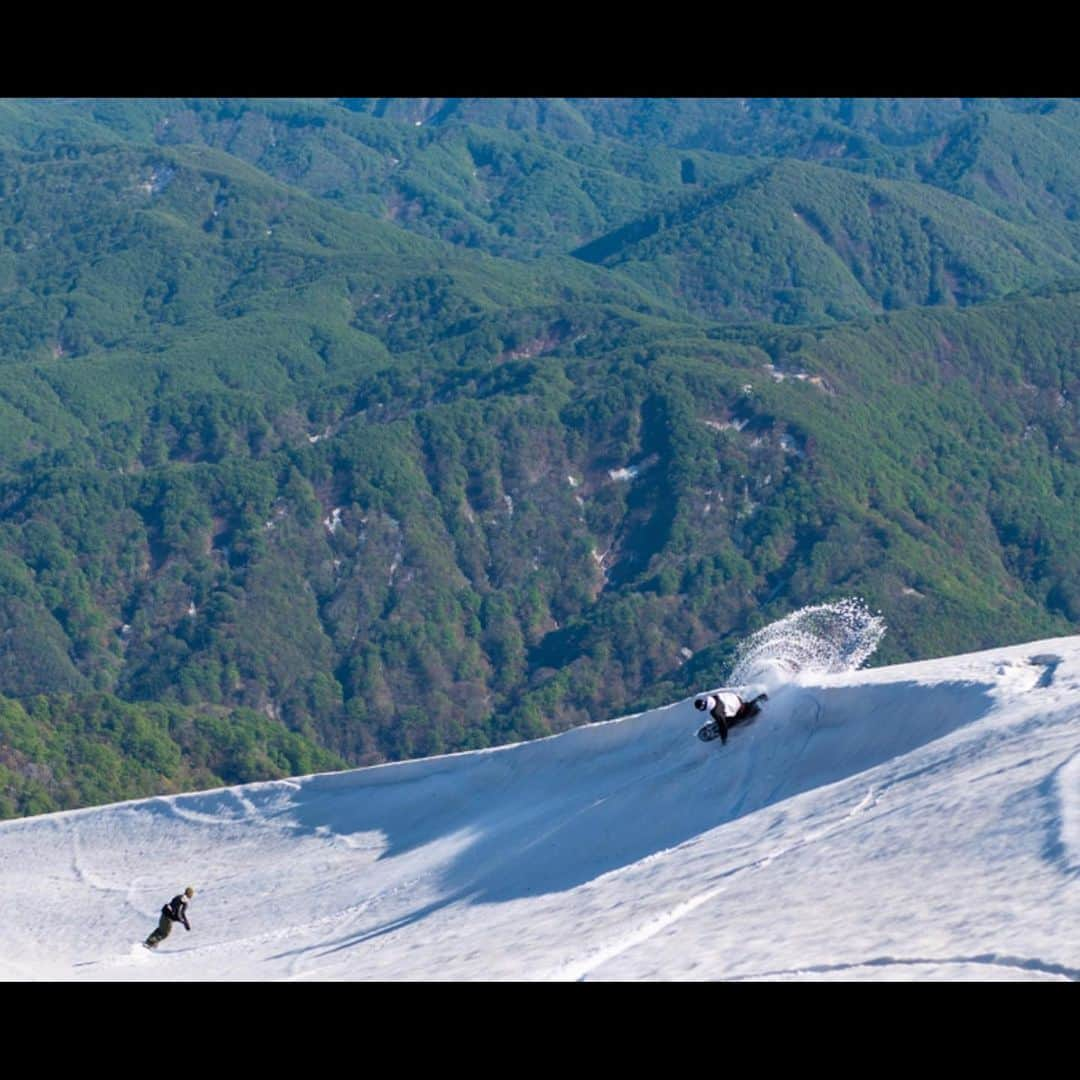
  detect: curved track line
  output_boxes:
[551,886,725,982]
[729,952,1080,981]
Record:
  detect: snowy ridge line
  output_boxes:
[3,623,1067,837]
[0,694,691,834]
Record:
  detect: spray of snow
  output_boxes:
[728,598,886,688]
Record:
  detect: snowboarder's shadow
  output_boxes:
[267,891,473,962]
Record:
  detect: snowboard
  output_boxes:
[696,719,726,742]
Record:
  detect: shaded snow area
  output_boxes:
[2,618,1079,980]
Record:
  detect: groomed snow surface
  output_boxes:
[2,636,1079,981]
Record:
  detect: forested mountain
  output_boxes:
[573,160,1080,322]
[2,97,1080,818]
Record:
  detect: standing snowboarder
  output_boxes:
[695,691,767,744]
[144,887,195,950]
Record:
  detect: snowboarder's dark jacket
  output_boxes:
[163,893,191,930]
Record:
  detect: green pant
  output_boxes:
[145,913,173,948]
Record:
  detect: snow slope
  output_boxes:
[1,635,1078,981]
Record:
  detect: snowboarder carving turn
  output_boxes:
[144,887,194,950]
[695,692,767,744]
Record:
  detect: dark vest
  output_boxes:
[164,894,188,921]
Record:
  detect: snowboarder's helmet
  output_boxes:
[184,886,195,897]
